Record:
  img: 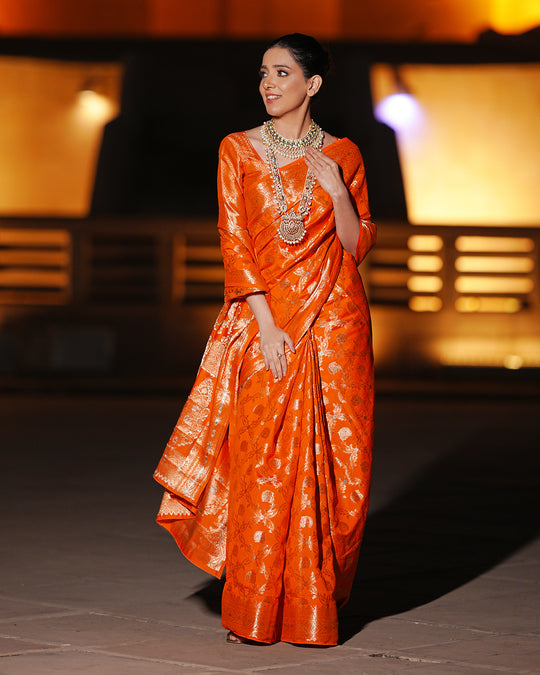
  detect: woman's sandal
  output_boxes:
[226,631,245,644]
[225,631,267,645]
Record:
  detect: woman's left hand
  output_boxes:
[305,145,346,200]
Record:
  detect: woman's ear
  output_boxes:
[307,75,322,97]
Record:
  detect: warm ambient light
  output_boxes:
[455,276,534,294]
[408,235,443,252]
[408,255,443,272]
[455,297,522,313]
[434,338,540,368]
[78,89,115,119]
[455,236,535,253]
[503,354,524,370]
[409,296,442,312]
[0,57,123,216]
[490,0,540,34]
[373,64,540,225]
[455,256,534,273]
[407,276,443,293]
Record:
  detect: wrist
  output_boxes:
[258,316,277,332]
[329,183,349,202]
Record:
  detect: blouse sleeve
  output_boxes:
[217,136,269,303]
[346,148,377,265]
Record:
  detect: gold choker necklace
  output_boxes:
[261,119,323,159]
[261,119,324,245]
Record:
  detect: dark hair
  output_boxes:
[267,33,330,80]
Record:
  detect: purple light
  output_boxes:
[374,93,421,131]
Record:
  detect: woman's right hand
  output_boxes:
[259,323,296,381]
[245,292,296,381]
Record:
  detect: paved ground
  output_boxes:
[0,393,538,674]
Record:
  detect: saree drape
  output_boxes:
[154,132,375,645]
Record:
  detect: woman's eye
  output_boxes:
[258,70,267,79]
[277,70,288,77]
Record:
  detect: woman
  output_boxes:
[154,33,375,646]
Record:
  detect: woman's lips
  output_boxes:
[266,95,280,103]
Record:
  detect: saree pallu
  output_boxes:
[154,132,375,645]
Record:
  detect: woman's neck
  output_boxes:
[271,110,312,140]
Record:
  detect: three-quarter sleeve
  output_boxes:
[346,149,377,265]
[217,136,269,303]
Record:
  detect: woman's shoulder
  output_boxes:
[219,130,243,153]
[219,130,262,173]
[327,136,364,167]
[219,128,258,153]
[325,134,360,155]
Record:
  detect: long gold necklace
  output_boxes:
[261,119,324,245]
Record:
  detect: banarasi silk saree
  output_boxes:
[154,131,376,645]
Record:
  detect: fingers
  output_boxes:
[259,328,296,381]
[284,333,296,354]
[305,147,340,177]
[261,343,283,380]
[304,149,324,174]
[261,340,295,381]
[304,147,342,195]
[305,145,334,171]
[276,352,287,381]
[266,351,285,381]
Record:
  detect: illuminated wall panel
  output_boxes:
[0,57,122,216]
[371,64,540,225]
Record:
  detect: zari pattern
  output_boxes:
[154,131,376,645]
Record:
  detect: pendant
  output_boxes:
[278,212,306,245]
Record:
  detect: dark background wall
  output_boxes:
[89,41,407,220]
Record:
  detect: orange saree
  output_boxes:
[154,131,375,645]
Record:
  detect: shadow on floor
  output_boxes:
[339,403,540,641]
[189,398,540,644]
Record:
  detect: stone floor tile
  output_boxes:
[394,577,539,635]
[0,650,207,674]
[253,652,474,674]
[1,613,158,650]
[0,636,61,656]
[1,575,212,616]
[2,611,362,672]
[485,561,540,585]
[106,628,364,671]
[0,598,81,622]
[396,634,540,673]
[343,615,490,651]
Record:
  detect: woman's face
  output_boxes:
[259,46,320,118]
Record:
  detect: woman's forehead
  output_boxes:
[261,46,296,68]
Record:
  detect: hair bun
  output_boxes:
[267,33,330,80]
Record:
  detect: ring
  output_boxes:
[277,353,284,358]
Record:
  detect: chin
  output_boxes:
[266,106,284,117]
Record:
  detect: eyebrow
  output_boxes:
[259,64,291,70]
